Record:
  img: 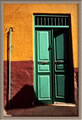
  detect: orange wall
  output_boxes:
[4,4,78,67]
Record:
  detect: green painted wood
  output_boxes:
[54,29,67,102]
[37,31,49,61]
[33,16,37,104]
[55,65,64,72]
[8,28,13,107]
[35,26,69,28]
[55,33,64,60]
[34,14,69,17]
[55,74,65,97]
[34,15,70,28]
[38,75,50,99]
[51,29,55,103]
[38,65,50,72]
[36,29,52,104]
[56,64,64,70]
[9,29,11,102]
[61,18,63,25]
[34,15,70,104]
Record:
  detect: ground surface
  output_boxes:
[3,102,78,117]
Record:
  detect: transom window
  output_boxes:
[34,14,70,28]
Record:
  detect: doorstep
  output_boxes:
[51,102,77,107]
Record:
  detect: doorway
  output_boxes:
[33,14,73,104]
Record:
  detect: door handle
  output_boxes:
[54,61,64,64]
[41,62,48,64]
[48,45,52,50]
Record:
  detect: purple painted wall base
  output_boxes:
[4,60,78,108]
[4,60,34,108]
[74,68,78,105]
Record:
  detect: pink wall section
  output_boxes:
[4,61,34,108]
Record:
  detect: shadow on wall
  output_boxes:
[5,31,35,109]
[67,15,74,103]
[5,85,35,109]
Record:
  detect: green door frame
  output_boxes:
[33,14,70,104]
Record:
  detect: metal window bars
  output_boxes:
[34,14,70,28]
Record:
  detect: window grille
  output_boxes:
[34,14,70,27]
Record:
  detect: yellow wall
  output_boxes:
[4,4,78,67]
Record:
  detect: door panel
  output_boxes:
[38,65,50,72]
[37,31,49,61]
[36,29,52,104]
[55,34,64,60]
[54,29,68,102]
[38,75,51,100]
[56,64,64,70]
[55,74,65,98]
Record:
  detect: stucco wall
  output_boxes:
[4,4,78,67]
[4,4,78,107]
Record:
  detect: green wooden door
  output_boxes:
[53,29,68,102]
[35,28,69,104]
[36,29,52,104]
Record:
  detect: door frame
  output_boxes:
[33,14,71,104]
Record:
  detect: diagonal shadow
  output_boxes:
[5,85,35,109]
